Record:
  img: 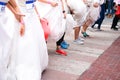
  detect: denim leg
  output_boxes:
[107,0,114,14]
[98,4,106,29]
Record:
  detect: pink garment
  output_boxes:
[114,0,120,4]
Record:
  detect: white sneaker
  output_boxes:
[78,37,84,41]
[73,39,84,45]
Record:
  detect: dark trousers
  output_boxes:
[111,15,120,28]
[92,3,106,29]
[56,33,65,46]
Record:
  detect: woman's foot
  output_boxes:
[111,27,118,31]
[60,41,69,49]
[73,39,84,45]
[56,49,67,56]
[82,32,89,37]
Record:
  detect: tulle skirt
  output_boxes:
[85,5,101,25]
[7,7,48,80]
[65,0,87,33]
[0,8,18,80]
[36,1,65,41]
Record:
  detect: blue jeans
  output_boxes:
[107,0,114,15]
[92,4,106,29]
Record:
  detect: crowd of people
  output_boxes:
[0,0,119,80]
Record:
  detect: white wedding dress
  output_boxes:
[84,0,101,25]
[35,0,66,41]
[7,0,48,80]
[0,0,17,80]
[66,0,87,28]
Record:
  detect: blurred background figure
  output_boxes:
[91,0,106,31]
[111,0,120,31]
[106,0,115,18]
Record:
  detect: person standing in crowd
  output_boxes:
[0,0,25,80]
[7,0,48,80]
[65,0,87,44]
[82,0,101,37]
[36,0,68,56]
[91,0,106,31]
[106,0,114,18]
[111,0,120,30]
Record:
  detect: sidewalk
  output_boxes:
[42,17,120,80]
[78,36,120,80]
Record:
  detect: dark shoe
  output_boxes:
[111,27,118,31]
[82,32,89,37]
[60,41,69,49]
[91,25,94,28]
[56,49,67,56]
[111,27,113,29]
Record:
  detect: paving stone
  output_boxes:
[78,37,120,80]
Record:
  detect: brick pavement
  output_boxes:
[78,36,120,80]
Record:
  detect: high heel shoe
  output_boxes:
[56,49,67,56]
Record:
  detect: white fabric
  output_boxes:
[84,0,100,7]
[114,0,120,4]
[93,0,100,3]
[100,0,105,5]
[35,1,53,17]
[0,25,10,46]
[84,0,101,25]
[7,1,48,80]
[66,0,87,27]
[36,0,66,41]
[0,6,17,80]
[0,1,12,46]
[0,0,9,2]
[0,10,15,46]
[65,14,76,33]
[87,6,100,22]
[62,0,69,13]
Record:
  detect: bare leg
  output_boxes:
[82,19,92,37]
[82,19,92,32]
[74,27,80,40]
[73,26,84,45]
